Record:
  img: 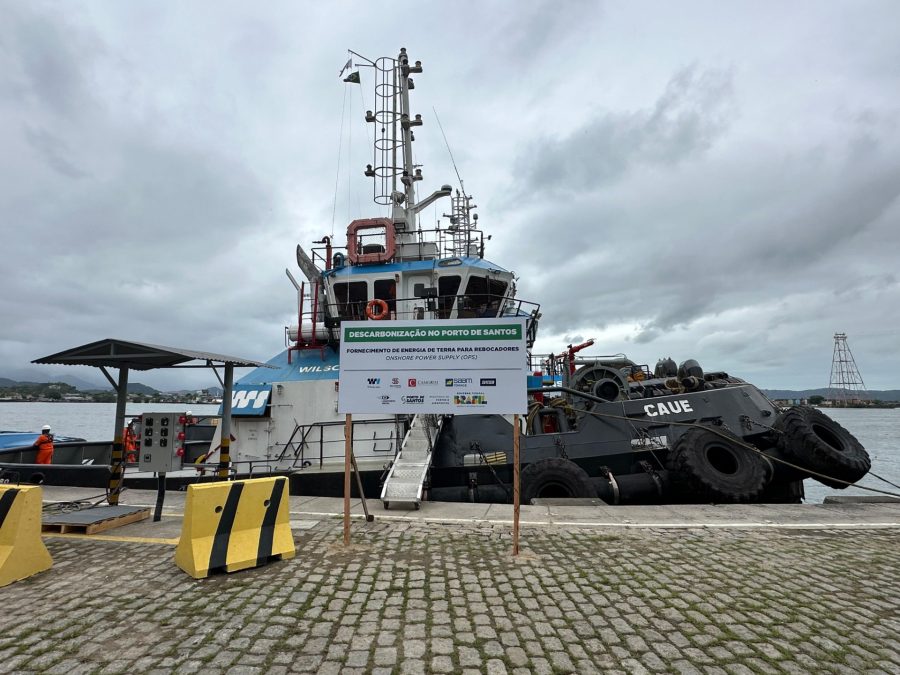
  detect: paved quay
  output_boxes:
[1,487,899,674]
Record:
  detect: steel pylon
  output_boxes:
[828,333,869,407]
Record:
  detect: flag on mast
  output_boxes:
[343,71,360,84]
[339,57,352,78]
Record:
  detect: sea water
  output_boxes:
[1,402,897,503]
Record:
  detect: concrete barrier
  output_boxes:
[0,485,53,587]
[175,476,294,579]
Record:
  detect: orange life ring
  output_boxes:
[366,299,390,320]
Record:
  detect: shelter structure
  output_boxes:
[33,339,269,504]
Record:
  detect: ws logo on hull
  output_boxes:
[228,386,272,417]
[643,399,694,417]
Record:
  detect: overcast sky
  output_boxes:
[2,1,899,391]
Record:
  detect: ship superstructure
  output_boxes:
[193,49,871,506]
[221,49,539,488]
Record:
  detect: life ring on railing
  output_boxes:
[366,299,390,320]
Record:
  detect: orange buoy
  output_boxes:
[365,299,390,320]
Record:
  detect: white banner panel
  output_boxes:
[338,318,527,414]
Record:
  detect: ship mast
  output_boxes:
[361,48,450,247]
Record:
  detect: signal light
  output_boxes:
[177,431,185,441]
[176,447,184,457]
[178,416,186,424]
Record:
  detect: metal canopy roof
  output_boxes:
[32,338,270,371]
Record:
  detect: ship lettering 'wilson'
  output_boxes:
[643,400,694,416]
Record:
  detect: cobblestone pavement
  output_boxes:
[1,521,899,674]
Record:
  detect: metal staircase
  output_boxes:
[380,415,441,509]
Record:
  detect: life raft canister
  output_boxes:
[366,299,390,320]
[346,218,395,264]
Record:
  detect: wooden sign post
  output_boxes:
[344,413,352,546]
[512,413,521,556]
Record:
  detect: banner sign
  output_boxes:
[338,318,527,414]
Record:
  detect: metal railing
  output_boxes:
[277,417,404,469]
[311,226,487,269]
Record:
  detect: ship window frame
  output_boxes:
[460,275,507,318]
[373,278,397,317]
[333,280,368,320]
[437,275,462,319]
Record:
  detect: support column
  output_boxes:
[344,413,352,546]
[512,414,520,556]
[218,363,234,480]
[107,367,129,505]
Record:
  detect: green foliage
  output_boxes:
[90,391,117,403]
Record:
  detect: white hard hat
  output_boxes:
[42,425,51,432]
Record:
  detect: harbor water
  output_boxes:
[1,402,897,503]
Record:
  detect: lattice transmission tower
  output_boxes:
[828,333,869,406]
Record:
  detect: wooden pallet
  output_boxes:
[42,506,151,535]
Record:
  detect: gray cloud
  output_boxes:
[23,126,88,178]
[515,65,735,196]
[2,1,900,392]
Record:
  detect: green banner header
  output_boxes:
[344,323,523,343]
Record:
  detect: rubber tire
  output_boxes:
[775,406,870,489]
[520,458,596,504]
[666,427,770,502]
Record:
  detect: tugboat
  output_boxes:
[214,48,871,506]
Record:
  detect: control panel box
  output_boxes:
[138,413,186,473]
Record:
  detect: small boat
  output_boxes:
[0,430,85,451]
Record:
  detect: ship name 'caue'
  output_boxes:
[643,400,694,416]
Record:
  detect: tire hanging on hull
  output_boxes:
[666,426,771,502]
[520,458,596,504]
[774,406,870,488]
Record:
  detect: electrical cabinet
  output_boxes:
[138,413,187,473]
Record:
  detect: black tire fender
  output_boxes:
[520,458,596,504]
[666,426,771,502]
[775,406,870,489]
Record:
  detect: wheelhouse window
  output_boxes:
[333,281,368,320]
[373,279,397,317]
[437,275,461,319]
[460,276,507,318]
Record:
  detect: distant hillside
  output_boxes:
[127,383,159,395]
[763,388,900,402]
[0,368,109,391]
[0,376,158,395]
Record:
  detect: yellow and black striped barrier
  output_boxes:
[0,485,53,587]
[174,476,295,579]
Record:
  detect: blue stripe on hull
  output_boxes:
[238,348,340,384]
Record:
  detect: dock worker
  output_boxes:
[123,420,137,463]
[33,425,54,464]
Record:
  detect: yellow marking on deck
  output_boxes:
[42,532,179,545]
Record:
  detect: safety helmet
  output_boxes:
[41,425,51,432]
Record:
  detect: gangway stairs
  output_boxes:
[380,415,441,510]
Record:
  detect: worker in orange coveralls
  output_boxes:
[123,421,138,463]
[33,425,54,464]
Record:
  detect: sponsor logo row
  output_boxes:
[377,392,488,406]
[367,377,496,388]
